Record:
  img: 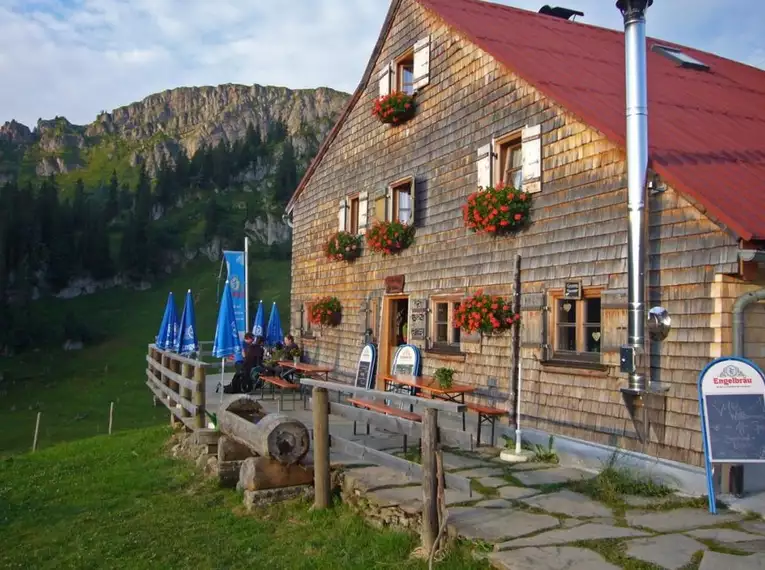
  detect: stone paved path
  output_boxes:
[340,448,765,570]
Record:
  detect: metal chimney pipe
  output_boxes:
[616,0,652,392]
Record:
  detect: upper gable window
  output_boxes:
[495,132,523,190]
[476,125,542,194]
[652,45,710,71]
[338,193,368,235]
[396,50,415,95]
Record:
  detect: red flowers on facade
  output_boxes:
[309,296,342,327]
[372,92,417,125]
[324,231,362,262]
[453,290,520,335]
[463,182,532,235]
[365,220,416,256]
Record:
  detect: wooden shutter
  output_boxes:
[408,179,416,226]
[413,36,431,91]
[385,185,393,222]
[521,124,542,194]
[374,195,387,222]
[358,191,369,234]
[476,143,493,190]
[378,64,391,97]
[338,198,348,232]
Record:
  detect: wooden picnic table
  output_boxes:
[382,374,475,430]
[276,361,334,407]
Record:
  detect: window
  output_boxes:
[433,300,461,351]
[302,302,314,337]
[396,50,415,95]
[551,292,601,362]
[495,133,523,190]
[392,181,413,224]
[349,195,360,234]
[652,45,709,71]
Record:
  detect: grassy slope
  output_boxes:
[0,427,487,570]
[0,259,291,456]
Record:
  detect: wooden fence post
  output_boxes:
[32,412,41,452]
[312,386,331,509]
[181,362,192,419]
[193,364,206,429]
[421,408,439,552]
[108,402,114,435]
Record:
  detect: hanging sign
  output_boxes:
[698,356,765,513]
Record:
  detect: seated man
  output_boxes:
[279,334,302,382]
[283,334,301,359]
[224,333,265,393]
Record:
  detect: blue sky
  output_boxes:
[1,0,763,127]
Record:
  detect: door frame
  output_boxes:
[379,294,409,381]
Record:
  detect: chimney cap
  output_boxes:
[616,0,653,19]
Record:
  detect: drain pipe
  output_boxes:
[617,0,652,392]
[733,289,765,356]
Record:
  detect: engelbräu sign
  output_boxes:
[698,356,765,513]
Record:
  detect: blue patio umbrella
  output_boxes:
[213,281,243,362]
[265,302,284,347]
[175,289,199,356]
[252,299,265,338]
[156,292,178,351]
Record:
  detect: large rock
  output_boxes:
[449,507,559,542]
[514,466,596,486]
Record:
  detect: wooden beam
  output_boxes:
[421,408,438,552]
[145,375,197,415]
[328,435,473,494]
[147,344,212,368]
[299,378,466,413]
[313,387,331,509]
[146,381,195,430]
[146,357,199,392]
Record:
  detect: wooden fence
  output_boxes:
[146,344,210,430]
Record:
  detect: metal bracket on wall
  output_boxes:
[620,385,670,444]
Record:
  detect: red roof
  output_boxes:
[419,0,765,240]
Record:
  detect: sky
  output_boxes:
[1,0,763,127]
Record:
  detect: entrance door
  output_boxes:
[380,296,409,377]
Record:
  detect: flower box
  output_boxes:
[366,221,416,256]
[463,183,532,235]
[372,92,417,125]
[325,231,362,262]
[453,290,520,336]
[309,296,342,327]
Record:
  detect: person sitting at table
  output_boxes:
[243,334,266,390]
[283,334,301,360]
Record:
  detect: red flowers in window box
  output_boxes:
[463,182,532,235]
[453,290,520,335]
[325,231,362,262]
[372,92,417,125]
[365,221,416,256]
[309,296,342,327]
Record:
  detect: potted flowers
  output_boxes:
[288,346,301,365]
[309,296,343,327]
[463,182,532,235]
[453,290,520,336]
[366,221,416,256]
[325,231,362,262]
[372,91,417,125]
[434,367,455,390]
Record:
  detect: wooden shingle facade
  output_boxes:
[287,0,765,467]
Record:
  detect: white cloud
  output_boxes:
[0,0,762,127]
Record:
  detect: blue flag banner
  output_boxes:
[223,250,246,341]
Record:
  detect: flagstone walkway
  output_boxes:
[340,449,765,570]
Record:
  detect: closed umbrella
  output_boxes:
[265,302,283,347]
[156,292,178,351]
[252,299,265,338]
[213,281,243,408]
[175,289,199,356]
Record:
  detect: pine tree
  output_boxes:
[72,177,87,228]
[273,139,298,204]
[212,139,231,189]
[105,169,119,221]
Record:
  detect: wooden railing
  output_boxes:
[146,344,210,430]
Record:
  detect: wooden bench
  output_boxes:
[348,397,422,452]
[260,375,300,410]
[467,403,507,446]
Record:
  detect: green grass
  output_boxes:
[0,259,291,456]
[0,427,489,569]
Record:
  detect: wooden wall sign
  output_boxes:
[385,275,405,294]
[409,298,427,341]
[564,281,582,300]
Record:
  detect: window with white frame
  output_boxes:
[476,125,543,194]
[378,36,431,97]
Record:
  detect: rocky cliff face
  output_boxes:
[0,83,348,181]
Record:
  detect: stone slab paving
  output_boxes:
[742,522,765,536]
[626,534,707,570]
[477,476,510,488]
[497,486,540,500]
[496,523,649,551]
[443,452,493,471]
[448,507,559,542]
[520,489,613,518]
[514,466,596,486]
[506,462,558,472]
[622,494,678,507]
[688,528,764,543]
[738,541,765,555]
[453,466,506,479]
[489,546,621,570]
[369,485,481,510]
[476,499,515,508]
[626,508,742,532]
[699,551,765,570]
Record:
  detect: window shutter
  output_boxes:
[476,143,493,190]
[375,195,387,223]
[378,63,391,97]
[338,198,348,232]
[521,124,542,194]
[358,191,368,234]
[408,179,416,226]
[385,186,393,222]
[413,36,431,91]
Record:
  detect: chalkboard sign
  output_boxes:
[705,394,765,462]
[564,281,582,300]
[354,344,377,390]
